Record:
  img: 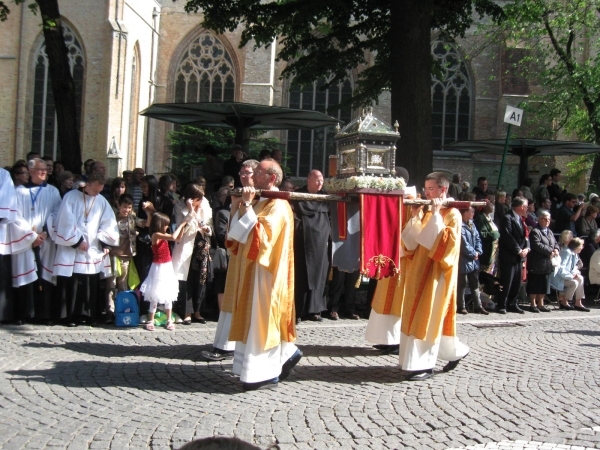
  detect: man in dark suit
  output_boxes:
[497,197,530,314]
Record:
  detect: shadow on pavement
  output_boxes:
[6,360,241,395]
[546,329,600,337]
[24,342,215,361]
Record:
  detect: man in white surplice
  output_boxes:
[12,158,62,325]
[53,172,119,326]
[0,167,37,323]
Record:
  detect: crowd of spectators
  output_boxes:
[0,145,298,327]
[455,168,600,315]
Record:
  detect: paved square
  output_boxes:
[1,310,600,449]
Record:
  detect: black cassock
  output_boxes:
[292,187,330,317]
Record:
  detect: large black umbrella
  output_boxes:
[141,101,343,146]
[443,138,600,187]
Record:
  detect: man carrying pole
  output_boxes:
[397,172,469,380]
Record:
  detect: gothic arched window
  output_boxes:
[174,32,235,103]
[31,24,85,159]
[287,78,353,177]
[431,40,471,149]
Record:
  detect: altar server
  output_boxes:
[12,159,61,325]
[53,172,119,326]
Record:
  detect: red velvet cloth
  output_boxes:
[359,193,402,279]
[337,201,347,240]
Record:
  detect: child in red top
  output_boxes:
[140,210,188,331]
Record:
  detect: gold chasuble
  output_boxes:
[402,207,461,341]
[228,199,296,351]
[396,205,469,371]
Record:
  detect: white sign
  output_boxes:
[504,105,524,126]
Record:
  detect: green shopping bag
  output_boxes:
[128,259,141,290]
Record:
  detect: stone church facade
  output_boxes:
[0,0,565,190]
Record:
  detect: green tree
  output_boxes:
[1,1,82,174]
[181,0,503,186]
[490,0,600,188]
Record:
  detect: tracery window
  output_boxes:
[31,24,84,159]
[174,32,235,103]
[287,79,353,177]
[431,40,471,149]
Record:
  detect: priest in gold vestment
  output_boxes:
[227,159,303,391]
[399,172,469,380]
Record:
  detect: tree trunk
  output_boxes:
[36,0,82,174]
[390,0,433,190]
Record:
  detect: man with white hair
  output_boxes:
[12,158,62,325]
[227,159,301,390]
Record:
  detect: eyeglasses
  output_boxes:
[239,172,254,177]
[253,170,269,177]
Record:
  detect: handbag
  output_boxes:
[550,255,561,267]
[210,245,228,272]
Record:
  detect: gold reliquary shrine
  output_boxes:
[334,108,400,178]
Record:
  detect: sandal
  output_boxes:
[145,322,155,331]
[182,318,192,325]
[166,320,175,331]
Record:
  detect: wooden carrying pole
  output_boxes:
[227,189,486,208]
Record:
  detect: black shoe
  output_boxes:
[574,305,590,312]
[474,308,489,315]
[307,314,323,322]
[373,344,389,350]
[507,305,525,314]
[66,322,78,328]
[402,369,434,381]
[457,308,468,315]
[529,306,540,313]
[89,321,99,327]
[442,352,468,372]
[15,319,24,326]
[280,349,303,381]
[242,377,279,391]
[192,316,207,324]
[559,303,574,310]
[538,306,551,312]
[497,309,507,314]
[347,313,360,320]
[104,312,115,324]
[201,350,234,361]
[379,344,400,355]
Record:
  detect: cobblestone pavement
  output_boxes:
[1,309,600,450]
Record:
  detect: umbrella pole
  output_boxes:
[497,124,512,189]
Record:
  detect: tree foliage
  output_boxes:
[181,0,503,186]
[183,0,503,108]
[489,0,600,187]
[167,126,283,184]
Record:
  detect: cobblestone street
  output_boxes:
[1,310,600,449]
